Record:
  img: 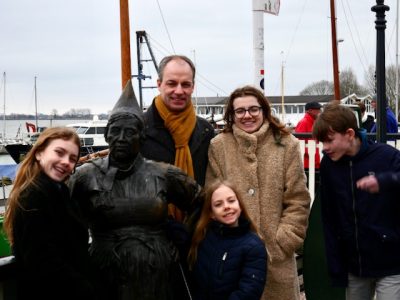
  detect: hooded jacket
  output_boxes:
[320,131,400,286]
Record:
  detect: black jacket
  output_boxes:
[192,219,267,300]
[140,100,215,186]
[362,115,375,132]
[320,134,400,287]
[12,172,95,300]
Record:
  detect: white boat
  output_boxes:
[5,116,109,164]
[66,116,108,155]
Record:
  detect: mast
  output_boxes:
[192,49,198,108]
[330,0,341,101]
[281,56,285,122]
[3,72,5,139]
[120,0,132,89]
[34,76,38,130]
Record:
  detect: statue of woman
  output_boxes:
[69,81,200,300]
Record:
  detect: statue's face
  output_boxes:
[106,117,141,163]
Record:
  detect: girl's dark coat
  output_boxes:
[12,172,94,300]
[192,219,267,300]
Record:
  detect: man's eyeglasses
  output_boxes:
[233,106,262,118]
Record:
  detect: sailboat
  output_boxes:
[0,72,24,155]
[1,76,40,162]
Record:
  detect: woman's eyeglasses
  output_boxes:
[233,106,262,118]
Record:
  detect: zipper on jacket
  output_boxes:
[350,160,362,275]
[218,252,228,278]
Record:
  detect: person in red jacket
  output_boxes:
[295,101,322,169]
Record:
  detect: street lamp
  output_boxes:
[372,0,390,143]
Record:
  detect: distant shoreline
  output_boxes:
[2,115,108,121]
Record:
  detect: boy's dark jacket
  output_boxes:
[320,131,400,287]
[192,218,267,300]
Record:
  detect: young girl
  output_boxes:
[4,127,96,300]
[188,179,267,299]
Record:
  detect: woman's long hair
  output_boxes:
[187,179,263,268]
[3,127,80,245]
[223,85,290,141]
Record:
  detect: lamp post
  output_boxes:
[372,0,390,143]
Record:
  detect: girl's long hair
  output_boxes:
[187,179,263,268]
[223,85,290,142]
[3,127,80,245]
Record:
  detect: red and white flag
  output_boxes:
[253,0,280,16]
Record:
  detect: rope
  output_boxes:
[155,0,176,54]
[147,34,228,96]
[339,0,369,75]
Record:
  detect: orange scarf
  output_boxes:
[155,95,196,220]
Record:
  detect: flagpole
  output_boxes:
[251,0,280,94]
[252,0,265,93]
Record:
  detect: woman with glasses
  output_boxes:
[206,85,310,300]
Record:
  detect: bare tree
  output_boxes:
[364,64,400,109]
[300,80,333,95]
[63,108,92,118]
[385,65,400,108]
[364,65,376,94]
[300,67,367,98]
[339,67,368,97]
[51,109,58,118]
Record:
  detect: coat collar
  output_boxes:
[232,122,270,155]
[145,99,212,155]
[210,217,250,237]
[36,171,66,194]
[303,113,315,123]
[90,154,145,188]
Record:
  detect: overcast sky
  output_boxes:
[0,0,398,115]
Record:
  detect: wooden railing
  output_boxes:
[295,133,400,206]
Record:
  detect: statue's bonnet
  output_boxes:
[109,80,144,125]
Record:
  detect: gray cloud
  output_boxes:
[0,0,397,114]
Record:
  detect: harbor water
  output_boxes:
[0,154,15,165]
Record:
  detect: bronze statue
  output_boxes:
[69,81,200,300]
